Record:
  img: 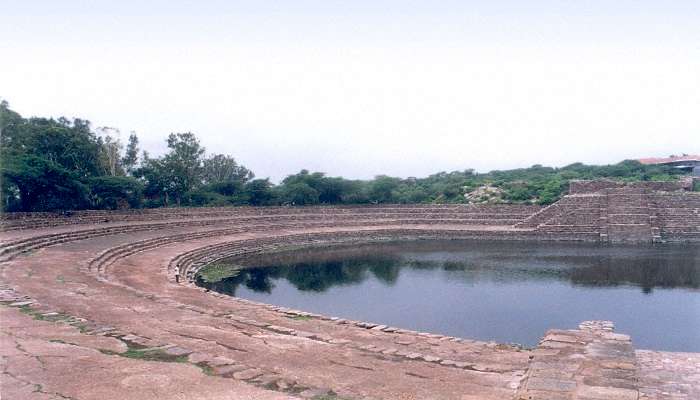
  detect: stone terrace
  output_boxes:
[517,184,700,243]
[1,196,699,399]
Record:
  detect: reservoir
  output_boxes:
[197,240,700,351]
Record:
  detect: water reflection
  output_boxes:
[196,240,700,351]
[198,241,700,296]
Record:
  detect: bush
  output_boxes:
[184,190,230,207]
[281,182,320,205]
[89,176,143,209]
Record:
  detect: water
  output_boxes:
[197,240,700,351]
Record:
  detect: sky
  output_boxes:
[1,1,699,182]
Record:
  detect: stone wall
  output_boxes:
[569,179,690,194]
[648,192,700,242]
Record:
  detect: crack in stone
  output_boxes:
[328,359,375,371]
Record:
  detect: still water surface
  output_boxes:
[197,241,700,351]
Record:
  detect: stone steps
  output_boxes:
[1,205,542,230]
[517,321,640,400]
[0,214,528,262]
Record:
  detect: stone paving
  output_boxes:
[636,350,700,400]
[518,321,639,400]
[1,204,698,399]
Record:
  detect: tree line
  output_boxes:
[0,101,689,212]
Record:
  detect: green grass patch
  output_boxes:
[312,393,349,400]
[16,306,73,323]
[72,322,90,333]
[287,315,313,321]
[17,304,39,317]
[100,347,188,363]
[195,362,215,375]
[196,263,242,283]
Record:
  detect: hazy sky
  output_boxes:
[2,1,699,181]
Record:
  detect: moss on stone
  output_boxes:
[196,263,242,283]
[100,347,188,363]
[287,315,313,321]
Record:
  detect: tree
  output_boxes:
[162,132,205,205]
[281,182,320,205]
[279,170,353,204]
[1,104,106,211]
[2,154,89,211]
[0,100,23,149]
[97,127,124,176]
[369,175,401,203]
[202,154,253,185]
[23,117,105,178]
[122,132,140,175]
[137,156,175,206]
[245,179,275,205]
[89,176,143,209]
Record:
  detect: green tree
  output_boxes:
[122,132,140,175]
[245,179,275,205]
[369,175,401,203]
[2,154,89,211]
[202,154,253,185]
[282,182,320,205]
[89,176,143,209]
[97,127,124,176]
[147,132,206,205]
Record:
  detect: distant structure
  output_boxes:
[637,154,700,171]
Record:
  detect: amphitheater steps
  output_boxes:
[520,189,700,243]
[603,189,654,243]
[648,192,700,243]
[517,321,640,400]
[1,205,542,231]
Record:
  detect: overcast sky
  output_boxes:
[1,1,699,182]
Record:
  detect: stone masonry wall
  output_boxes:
[569,179,690,194]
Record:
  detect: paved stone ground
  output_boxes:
[518,321,640,400]
[0,305,296,400]
[1,211,698,399]
[636,350,700,400]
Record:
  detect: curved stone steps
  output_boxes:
[1,209,531,262]
[3,202,698,399]
[1,204,542,230]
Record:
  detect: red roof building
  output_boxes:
[637,154,700,171]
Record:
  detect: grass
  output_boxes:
[195,362,215,375]
[312,394,350,400]
[100,346,189,363]
[287,315,313,321]
[196,263,241,283]
[16,305,72,323]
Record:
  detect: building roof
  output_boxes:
[637,154,700,165]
